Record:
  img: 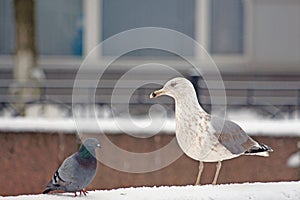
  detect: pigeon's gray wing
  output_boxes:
[43,154,79,193]
[211,117,257,154]
[58,154,97,192]
[48,154,79,191]
[56,155,79,185]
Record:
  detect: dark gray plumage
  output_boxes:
[43,138,100,196]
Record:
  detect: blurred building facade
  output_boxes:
[0,0,299,117]
[0,0,299,118]
[0,0,298,65]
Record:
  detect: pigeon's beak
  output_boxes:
[96,143,101,148]
[150,88,165,98]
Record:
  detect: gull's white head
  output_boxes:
[150,77,196,99]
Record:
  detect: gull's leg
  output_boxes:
[212,161,222,185]
[195,161,204,185]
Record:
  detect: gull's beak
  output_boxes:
[150,88,165,98]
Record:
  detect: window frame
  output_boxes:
[194,0,253,65]
[89,0,253,66]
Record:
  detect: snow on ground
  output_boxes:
[1,117,300,136]
[1,182,299,200]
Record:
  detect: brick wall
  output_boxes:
[0,132,299,196]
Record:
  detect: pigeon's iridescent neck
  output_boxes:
[78,145,95,159]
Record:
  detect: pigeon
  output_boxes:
[43,138,101,196]
[150,77,272,185]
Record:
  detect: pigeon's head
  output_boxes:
[150,77,195,99]
[79,138,101,158]
[83,138,101,150]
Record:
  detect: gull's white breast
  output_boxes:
[175,105,239,162]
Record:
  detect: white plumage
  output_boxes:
[150,77,272,185]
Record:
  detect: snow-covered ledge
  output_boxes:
[1,182,299,199]
[0,117,300,136]
[0,118,175,134]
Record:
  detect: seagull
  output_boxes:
[150,77,272,185]
[43,138,101,196]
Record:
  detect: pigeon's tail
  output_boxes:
[245,143,273,157]
[42,188,53,194]
[42,180,63,194]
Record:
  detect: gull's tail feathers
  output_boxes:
[245,143,273,157]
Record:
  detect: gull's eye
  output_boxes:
[171,81,177,87]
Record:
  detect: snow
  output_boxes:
[1,182,299,200]
[234,119,300,137]
[1,117,300,136]
[0,118,175,134]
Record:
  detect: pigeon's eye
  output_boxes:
[171,82,177,87]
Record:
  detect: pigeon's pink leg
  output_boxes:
[80,189,88,196]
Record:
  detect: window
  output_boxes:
[36,0,83,55]
[101,0,195,57]
[0,0,15,54]
[0,0,83,56]
[0,0,247,60]
[194,0,248,63]
[210,0,244,55]
[99,0,247,59]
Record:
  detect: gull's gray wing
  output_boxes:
[211,117,257,154]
